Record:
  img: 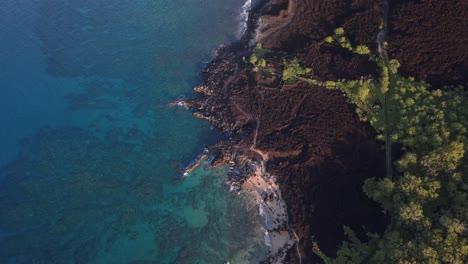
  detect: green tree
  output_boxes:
[355,45,371,55]
[310,28,468,264]
[282,58,311,83]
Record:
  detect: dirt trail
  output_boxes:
[378,0,393,179]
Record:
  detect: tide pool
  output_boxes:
[0,0,268,262]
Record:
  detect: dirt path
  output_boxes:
[378,0,393,179]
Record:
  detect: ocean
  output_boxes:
[0,0,268,262]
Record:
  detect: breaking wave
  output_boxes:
[237,0,252,37]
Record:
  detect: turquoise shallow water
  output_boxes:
[0,0,268,262]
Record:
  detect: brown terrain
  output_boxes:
[389,0,468,87]
[191,0,467,263]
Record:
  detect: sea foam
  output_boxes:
[238,0,252,37]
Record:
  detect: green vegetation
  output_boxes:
[325,29,375,57]
[248,42,311,83]
[249,43,271,72]
[324,36,334,44]
[247,33,467,263]
[310,28,468,264]
[355,45,371,55]
[334,27,345,36]
[282,58,311,83]
[247,29,467,264]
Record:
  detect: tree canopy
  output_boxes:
[312,28,468,264]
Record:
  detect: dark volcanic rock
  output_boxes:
[190,0,400,263]
[389,0,468,87]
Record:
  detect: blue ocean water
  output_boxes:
[0,0,268,263]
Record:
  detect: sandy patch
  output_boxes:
[240,162,297,263]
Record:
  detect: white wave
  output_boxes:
[257,199,270,228]
[264,230,272,248]
[237,0,252,37]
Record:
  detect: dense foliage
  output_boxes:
[309,29,468,263]
[282,58,311,84]
[249,43,311,83]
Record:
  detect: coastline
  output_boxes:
[179,0,468,263]
[179,146,298,263]
[177,0,298,262]
[184,0,387,262]
[184,0,303,261]
[239,159,296,263]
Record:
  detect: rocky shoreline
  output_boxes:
[181,0,385,263]
[180,0,467,263]
[184,3,300,261]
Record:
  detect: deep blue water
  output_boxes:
[0,0,267,262]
